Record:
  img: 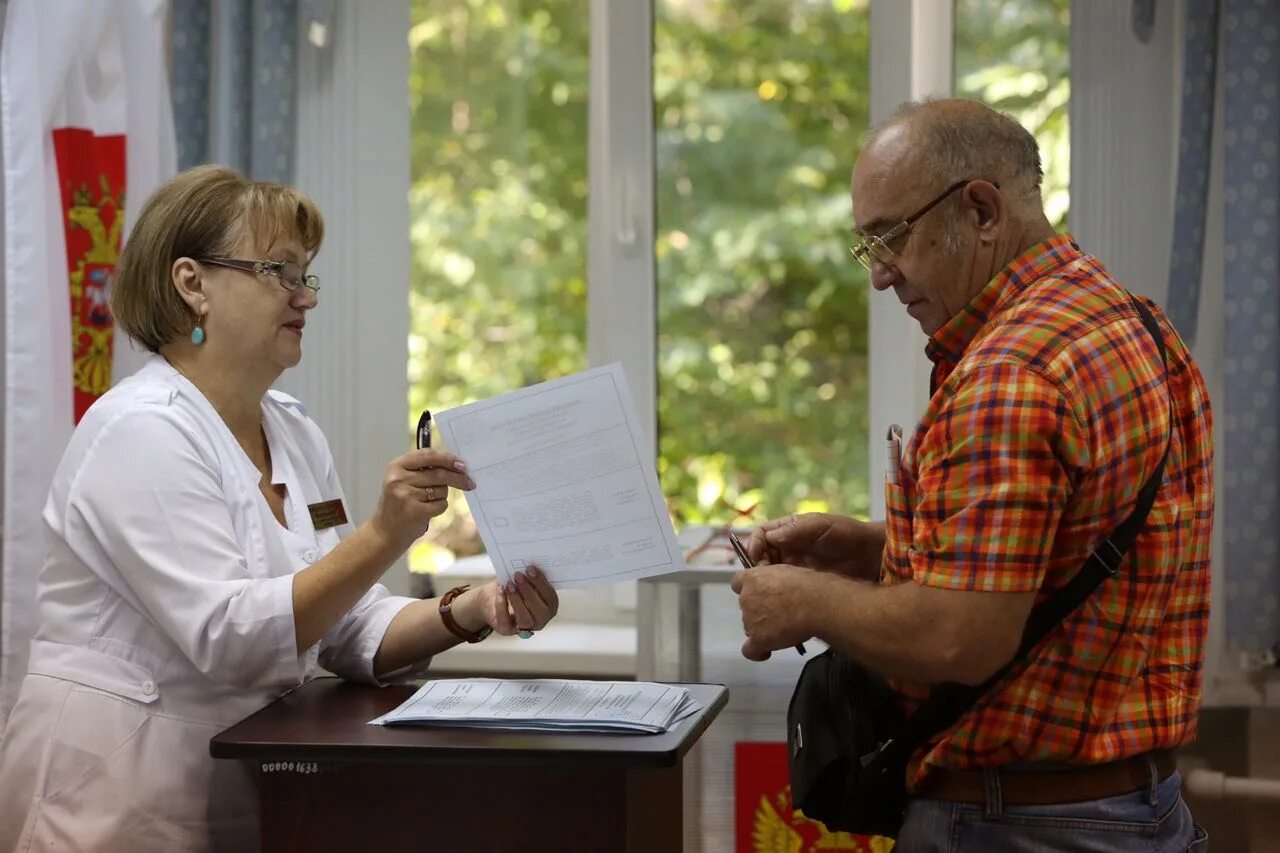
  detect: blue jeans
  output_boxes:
[895,770,1209,852]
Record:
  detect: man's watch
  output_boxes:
[439,585,492,644]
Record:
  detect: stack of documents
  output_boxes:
[369,679,702,735]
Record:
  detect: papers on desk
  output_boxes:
[369,679,703,735]
[434,363,685,588]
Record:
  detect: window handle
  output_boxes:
[615,173,638,248]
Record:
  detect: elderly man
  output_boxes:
[733,98,1213,850]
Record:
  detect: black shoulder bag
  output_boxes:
[786,297,1171,839]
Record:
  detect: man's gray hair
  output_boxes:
[877,98,1045,209]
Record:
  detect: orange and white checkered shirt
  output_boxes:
[882,235,1214,787]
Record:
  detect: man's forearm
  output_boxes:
[806,574,954,683]
[805,572,1023,685]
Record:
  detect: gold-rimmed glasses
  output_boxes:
[850,179,998,270]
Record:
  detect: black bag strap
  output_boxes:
[876,295,1172,765]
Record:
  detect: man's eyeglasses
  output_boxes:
[849,179,998,271]
[198,257,320,293]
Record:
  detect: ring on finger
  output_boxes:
[517,629,534,639]
[426,486,438,501]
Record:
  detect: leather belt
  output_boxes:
[913,751,1178,807]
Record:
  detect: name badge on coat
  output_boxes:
[308,499,349,530]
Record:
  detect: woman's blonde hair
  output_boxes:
[112,164,325,352]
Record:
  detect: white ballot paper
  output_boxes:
[369,679,703,734]
[434,363,685,588]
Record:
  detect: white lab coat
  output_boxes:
[0,356,420,852]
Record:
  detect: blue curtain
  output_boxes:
[1168,0,1279,657]
[1221,0,1280,655]
[170,0,298,184]
[1165,0,1218,347]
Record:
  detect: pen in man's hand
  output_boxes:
[728,531,807,656]
[416,410,432,450]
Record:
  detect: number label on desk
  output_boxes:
[261,761,327,775]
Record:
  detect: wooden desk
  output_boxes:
[211,677,728,853]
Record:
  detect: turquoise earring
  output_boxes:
[190,314,206,345]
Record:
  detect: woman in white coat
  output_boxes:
[0,165,560,851]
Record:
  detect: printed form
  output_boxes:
[369,679,701,734]
[434,363,685,588]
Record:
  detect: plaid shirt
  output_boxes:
[882,235,1214,787]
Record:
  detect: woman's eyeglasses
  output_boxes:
[198,257,320,293]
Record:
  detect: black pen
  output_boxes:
[728,531,807,655]
[416,410,432,450]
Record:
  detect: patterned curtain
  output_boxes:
[170,0,298,183]
[1221,0,1279,655]
[1167,0,1279,657]
[1165,0,1218,347]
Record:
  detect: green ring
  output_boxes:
[517,630,534,639]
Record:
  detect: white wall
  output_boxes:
[284,0,413,595]
[0,0,7,668]
[1070,0,1181,305]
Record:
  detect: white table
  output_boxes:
[636,565,741,683]
[636,526,745,683]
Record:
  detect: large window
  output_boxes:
[655,0,873,529]
[407,0,590,571]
